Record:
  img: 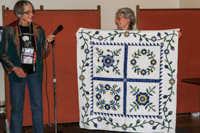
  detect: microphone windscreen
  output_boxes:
[58,25,63,30]
[52,25,63,35]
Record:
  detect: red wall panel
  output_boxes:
[137,7,200,113]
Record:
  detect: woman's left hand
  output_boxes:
[44,34,55,49]
[45,34,55,43]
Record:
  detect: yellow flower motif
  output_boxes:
[115,96,119,100]
[110,92,113,95]
[165,50,169,54]
[107,49,109,52]
[119,106,120,108]
[169,78,175,85]
[138,95,147,104]
[134,51,136,54]
[149,120,154,125]
[120,88,121,91]
[142,71,145,74]
[108,71,110,73]
[115,84,118,87]
[95,87,97,89]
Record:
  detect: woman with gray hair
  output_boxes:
[115,7,136,30]
[115,7,182,38]
[0,0,55,132]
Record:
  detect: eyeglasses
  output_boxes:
[24,10,35,15]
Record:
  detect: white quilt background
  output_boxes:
[77,28,179,133]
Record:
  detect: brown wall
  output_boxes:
[137,7,200,113]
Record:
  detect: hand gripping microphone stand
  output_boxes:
[51,25,63,133]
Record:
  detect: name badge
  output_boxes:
[21,48,35,64]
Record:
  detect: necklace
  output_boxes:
[18,21,32,47]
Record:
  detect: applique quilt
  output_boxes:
[76,28,179,133]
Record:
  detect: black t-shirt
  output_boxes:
[19,23,36,74]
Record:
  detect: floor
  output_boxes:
[176,114,200,133]
[0,113,199,133]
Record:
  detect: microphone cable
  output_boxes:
[44,44,51,130]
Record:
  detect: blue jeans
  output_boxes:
[9,72,44,133]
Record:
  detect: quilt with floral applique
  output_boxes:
[76,28,179,133]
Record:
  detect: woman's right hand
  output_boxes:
[13,67,27,78]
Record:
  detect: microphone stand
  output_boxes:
[51,41,57,133]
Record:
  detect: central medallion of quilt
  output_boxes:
[77,28,179,133]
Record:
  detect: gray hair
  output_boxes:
[116,7,136,29]
[13,0,34,18]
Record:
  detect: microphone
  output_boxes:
[52,25,63,35]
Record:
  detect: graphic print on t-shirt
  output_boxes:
[22,35,32,48]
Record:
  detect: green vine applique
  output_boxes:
[79,49,90,104]
[159,31,177,132]
[129,85,156,112]
[79,30,151,42]
[79,30,177,44]
[130,49,157,75]
[103,117,151,131]
[95,84,121,111]
[96,48,121,75]
[79,30,100,50]
[105,31,151,42]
